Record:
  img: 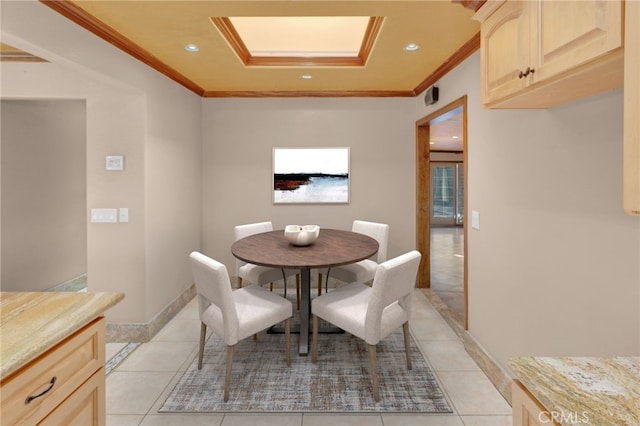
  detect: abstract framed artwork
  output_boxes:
[273,147,350,204]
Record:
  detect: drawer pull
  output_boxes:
[25,376,57,404]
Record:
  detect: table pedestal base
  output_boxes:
[299,267,311,355]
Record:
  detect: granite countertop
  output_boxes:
[510,357,640,426]
[0,291,124,380]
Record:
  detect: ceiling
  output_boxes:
[429,106,464,152]
[35,0,483,98]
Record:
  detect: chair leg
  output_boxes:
[324,267,332,293]
[238,277,243,288]
[318,273,323,296]
[198,322,207,370]
[296,274,301,311]
[285,318,291,366]
[402,322,412,370]
[311,315,319,363]
[281,269,287,299]
[368,344,380,402]
[224,345,234,402]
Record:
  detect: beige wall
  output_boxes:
[416,52,640,370]
[1,1,202,324]
[1,100,86,291]
[431,152,463,162]
[201,98,417,274]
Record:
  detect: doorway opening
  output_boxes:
[416,96,468,329]
[1,99,87,292]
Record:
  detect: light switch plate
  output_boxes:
[106,155,124,171]
[91,208,118,223]
[471,210,480,230]
[119,208,129,223]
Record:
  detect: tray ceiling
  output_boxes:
[38,0,482,97]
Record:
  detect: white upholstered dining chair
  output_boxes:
[321,220,389,291]
[311,250,421,402]
[234,221,300,308]
[190,251,292,402]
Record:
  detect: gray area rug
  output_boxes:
[159,328,452,413]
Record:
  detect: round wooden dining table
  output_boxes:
[231,228,379,355]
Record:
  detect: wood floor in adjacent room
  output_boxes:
[431,226,465,325]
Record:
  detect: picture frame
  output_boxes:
[273,147,350,204]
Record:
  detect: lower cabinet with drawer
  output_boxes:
[1,317,106,426]
[512,380,560,426]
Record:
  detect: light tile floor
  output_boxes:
[106,290,512,426]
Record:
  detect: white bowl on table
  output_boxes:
[284,225,320,246]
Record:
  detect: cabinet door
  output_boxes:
[480,0,532,104]
[624,0,640,215]
[512,380,560,426]
[532,0,623,83]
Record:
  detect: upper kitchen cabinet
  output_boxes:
[475,0,531,106]
[475,0,624,109]
[624,0,639,216]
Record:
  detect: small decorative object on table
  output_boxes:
[284,225,320,246]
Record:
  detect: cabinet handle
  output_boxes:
[519,67,536,78]
[25,376,57,404]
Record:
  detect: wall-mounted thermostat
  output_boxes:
[106,155,124,171]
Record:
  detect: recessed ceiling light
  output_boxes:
[429,141,435,145]
[184,44,200,52]
[452,136,459,139]
[404,43,420,52]
[300,75,313,79]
